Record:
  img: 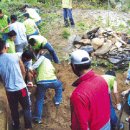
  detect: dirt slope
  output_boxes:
[0,64,129,130]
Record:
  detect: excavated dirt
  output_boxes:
[0,64,130,130]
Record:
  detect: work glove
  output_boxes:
[116,103,122,111]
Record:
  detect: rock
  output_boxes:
[108,49,118,55]
[66,35,82,51]
[112,33,127,45]
[121,33,128,42]
[118,48,123,52]
[108,58,122,64]
[68,35,81,45]
[80,46,94,54]
[82,34,88,39]
[97,28,105,36]
[94,40,113,55]
[91,38,104,50]
[111,38,117,44]
[109,45,117,51]
[79,39,91,45]
[128,39,130,44]
[73,35,82,44]
[86,27,100,39]
[115,41,122,48]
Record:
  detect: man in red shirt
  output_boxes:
[70,50,110,130]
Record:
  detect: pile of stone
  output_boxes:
[71,27,130,68]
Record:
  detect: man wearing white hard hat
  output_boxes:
[70,50,110,130]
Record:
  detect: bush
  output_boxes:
[62,29,70,39]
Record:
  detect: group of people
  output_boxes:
[0,4,62,130]
[70,50,125,130]
[0,1,130,130]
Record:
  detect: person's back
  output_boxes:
[24,18,37,35]
[6,30,16,53]
[32,55,57,82]
[26,8,41,23]
[71,71,110,130]
[29,35,60,64]
[0,53,26,91]
[10,15,28,52]
[0,38,32,130]
[102,71,124,129]
[10,21,27,45]
[62,0,72,9]
[30,55,62,123]
[102,75,115,93]
[70,50,110,130]
[29,35,47,51]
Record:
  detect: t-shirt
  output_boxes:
[26,8,41,22]
[23,18,37,35]
[0,53,26,91]
[62,0,72,9]
[6,39,16,53]
[102,75,116,93]
[9,21,27,45]
[29,35,47,50]
[17,52,32,70]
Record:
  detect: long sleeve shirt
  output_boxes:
[70,70,110,130]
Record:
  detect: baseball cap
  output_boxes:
[70,50,91,65]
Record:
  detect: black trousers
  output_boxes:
[6,87,32,129]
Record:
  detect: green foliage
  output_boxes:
[62,29,70,39]
[127,20,130,26]
[127,29,130,35]
[92,59,114,70]
[77,22,87,30]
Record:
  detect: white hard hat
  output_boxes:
[71,50,91,65]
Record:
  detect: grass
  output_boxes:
[62,29,70,39]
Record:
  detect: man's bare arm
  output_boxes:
[19,59,26,79]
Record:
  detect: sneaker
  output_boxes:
[119,122,124,130]
[114,122,124,130]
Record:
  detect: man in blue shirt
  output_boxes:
[0,38,32,130]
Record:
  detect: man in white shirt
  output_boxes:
[9,15,28,52]
[0,38,32,130]
[23,5,42,26]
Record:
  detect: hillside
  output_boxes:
[0,1,130,130]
